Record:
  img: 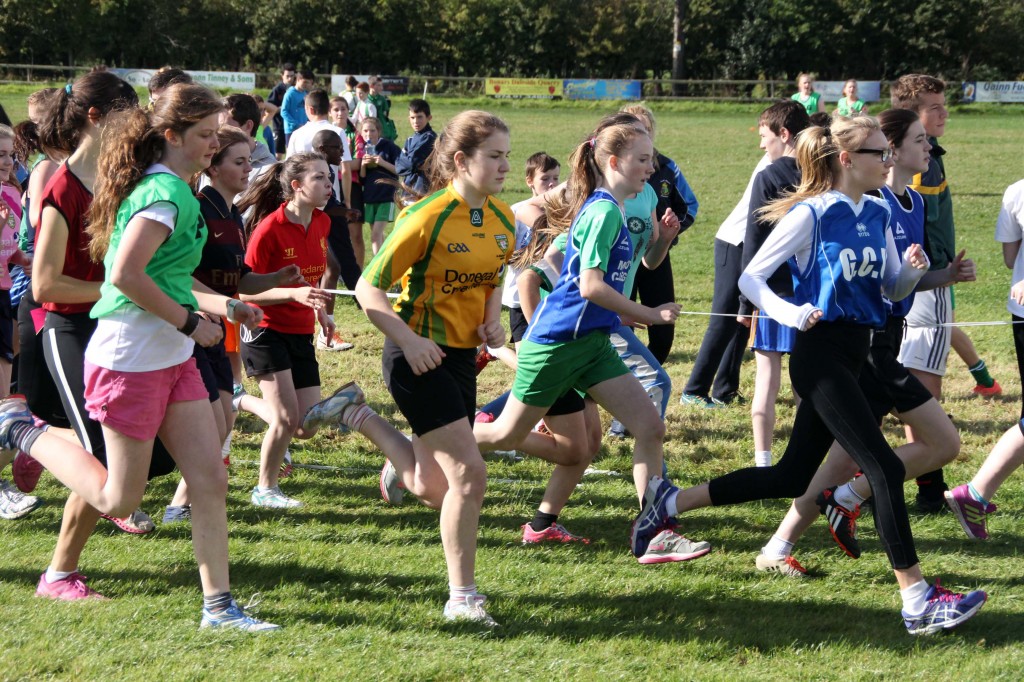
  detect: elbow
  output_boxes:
[737,271,755,301]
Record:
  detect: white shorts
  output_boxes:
[898,286,951,376]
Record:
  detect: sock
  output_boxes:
[754,450,772,467]
[900,580,930,615]
[967,482,991,507]
[529,511,558,532]
[257,485,277,493]
[449,583,477,602]
[916,468,946,493]
[221,431,233,457]
[480,392,510,420]
[6,421,44,454]
[665,490,680,518]
[203,591,234,613]
[45,568,76,584]
[969,359,995,388]
[761,535,794,560]
[834,482,867,510]
[342,403,374,432]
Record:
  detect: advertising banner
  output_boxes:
[329,75,407,95]
[111,68,255,90]
[564,79,642,101]
[485,78,563,98]
[961,81,1024,103]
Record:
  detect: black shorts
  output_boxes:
[17,290,70,428]
[241,326,320,390]
[193,332,233,402]
[350,182,364,215]
[0,289,14,363]
[860,316,934,420]
[382,338,475,436]
[507,307,529,344]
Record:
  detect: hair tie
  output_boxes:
[65,83,72,95]
[588,137,596,149]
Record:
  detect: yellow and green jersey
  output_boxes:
[364,184,514,348]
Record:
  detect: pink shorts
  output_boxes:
[85,358,209,441]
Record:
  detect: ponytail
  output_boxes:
[37,73,137,155]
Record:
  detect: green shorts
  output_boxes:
[512,331,628,407]
[364,201,395,224]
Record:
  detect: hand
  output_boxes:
[400,335,446,375]
[737,313,752,328]
[292,286,333,310]
[364,155,378,166]
[230,300,263,329]
[346,208,363,224]
[659,208,681,243]
[1011,280,1024,306]
[904,243,929,271]
[802,308,824,331]
[191,317,224,347]
[647,302,681,325]
[317,309,336,343]
[619,314,646,329]
[274,264,306,287]
[477,319,505,348]
[947,249,976,283]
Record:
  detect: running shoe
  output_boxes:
[35,572,108,601]
[637,529,710,564]
[12,450,44,492]
[0,479,41,519]
[443,595,498,627]
[712,392,747,406]
[816,486,860,559]
[607,420,631,439]
[972,380,1002,398]
[379,459,405,505]
[755,553,808,578]
[915,482,950,514]
[474,411,496,424]
[521,522,590,545]
[944,484,996,540]
[301,381,365,432]
[0,394,34,451]
[251,486,303,508]
[316,331,354,352]
[200,600,281,632]
[100,508,155,534]
[162,504,192,523]
[475,347,496,375]
[902,580,987,635]
[630,476,677,557]
[679,393,722,409]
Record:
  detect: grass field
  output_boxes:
[3,86,1024,680]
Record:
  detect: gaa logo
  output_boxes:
[448,242,470,253]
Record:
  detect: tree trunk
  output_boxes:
[672,0,687,97]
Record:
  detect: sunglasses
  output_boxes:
[851,145,894,162]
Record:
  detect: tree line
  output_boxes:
[2,0,1022,82]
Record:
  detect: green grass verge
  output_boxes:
[2,89,1024,680]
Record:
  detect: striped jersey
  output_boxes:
[363,184,514,348]
[790,191,892,328]
[526,189,631,343]
[879,185,925,319]
[910,140,954,269]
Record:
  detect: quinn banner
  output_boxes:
[961,81,1024,103]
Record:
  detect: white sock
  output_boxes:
[449,583,477,602]
[761,535,794,560]
[665,490,679,518]
[257,485,277,493]
[900,579,931,615]
[834,482,866,510]
[754,450,772,467]
[221,432,233,456]
[45,568,76,584]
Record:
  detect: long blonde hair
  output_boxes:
[758,115,879,224]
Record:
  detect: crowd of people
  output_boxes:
[1,65,1022,637]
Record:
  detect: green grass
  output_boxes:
[4,86,1024,680]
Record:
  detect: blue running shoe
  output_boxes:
[200,600,281,632]
[630,477,677,557]
[301,381,365,433]
[902,581,987,635]
[0,395,34,452]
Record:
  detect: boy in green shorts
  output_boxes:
[359,117,401,256]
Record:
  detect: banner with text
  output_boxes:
[486,78,563,99]
[563,79,641,101]
[111,68,255,90]
[814,81,881,103]
[961,81,1024,103]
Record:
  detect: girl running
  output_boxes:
[233,152,339,508]
[472,114,708,565]
[647,116,986,635]
[0,83,275,629]
[753,109,973,576]
[0,125,31,397]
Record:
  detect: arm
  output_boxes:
[1003,241,1020,269]
[355,276,445,375]
[238,284,329,308]
[579,268,678,326]
[28,159,59,231]
[478,287,505,348]
[738,204,820,331]
[32,205,102,304]
[917,249,975,291]
[642,208,679,270]
[237,264,304,295]
[341,162,352,208]
[881,233,929,301]
[737,172,775,317]
[517,269,543,322]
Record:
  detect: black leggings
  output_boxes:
[708,321,918,570]
[17,290,70,428]
[631,255,675,365]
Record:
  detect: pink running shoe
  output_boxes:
[521,523,590,545]
[100,509,155,534]
[36,572,108,600]
[12,451,44,493]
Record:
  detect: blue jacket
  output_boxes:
[395,125,437,193]
[281,86,309,134]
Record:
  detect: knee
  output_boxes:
[104,490,146,519]
[190,458,230,499]
[275,405,303,436]
[449,458,487,501]
[633,416,666,446]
